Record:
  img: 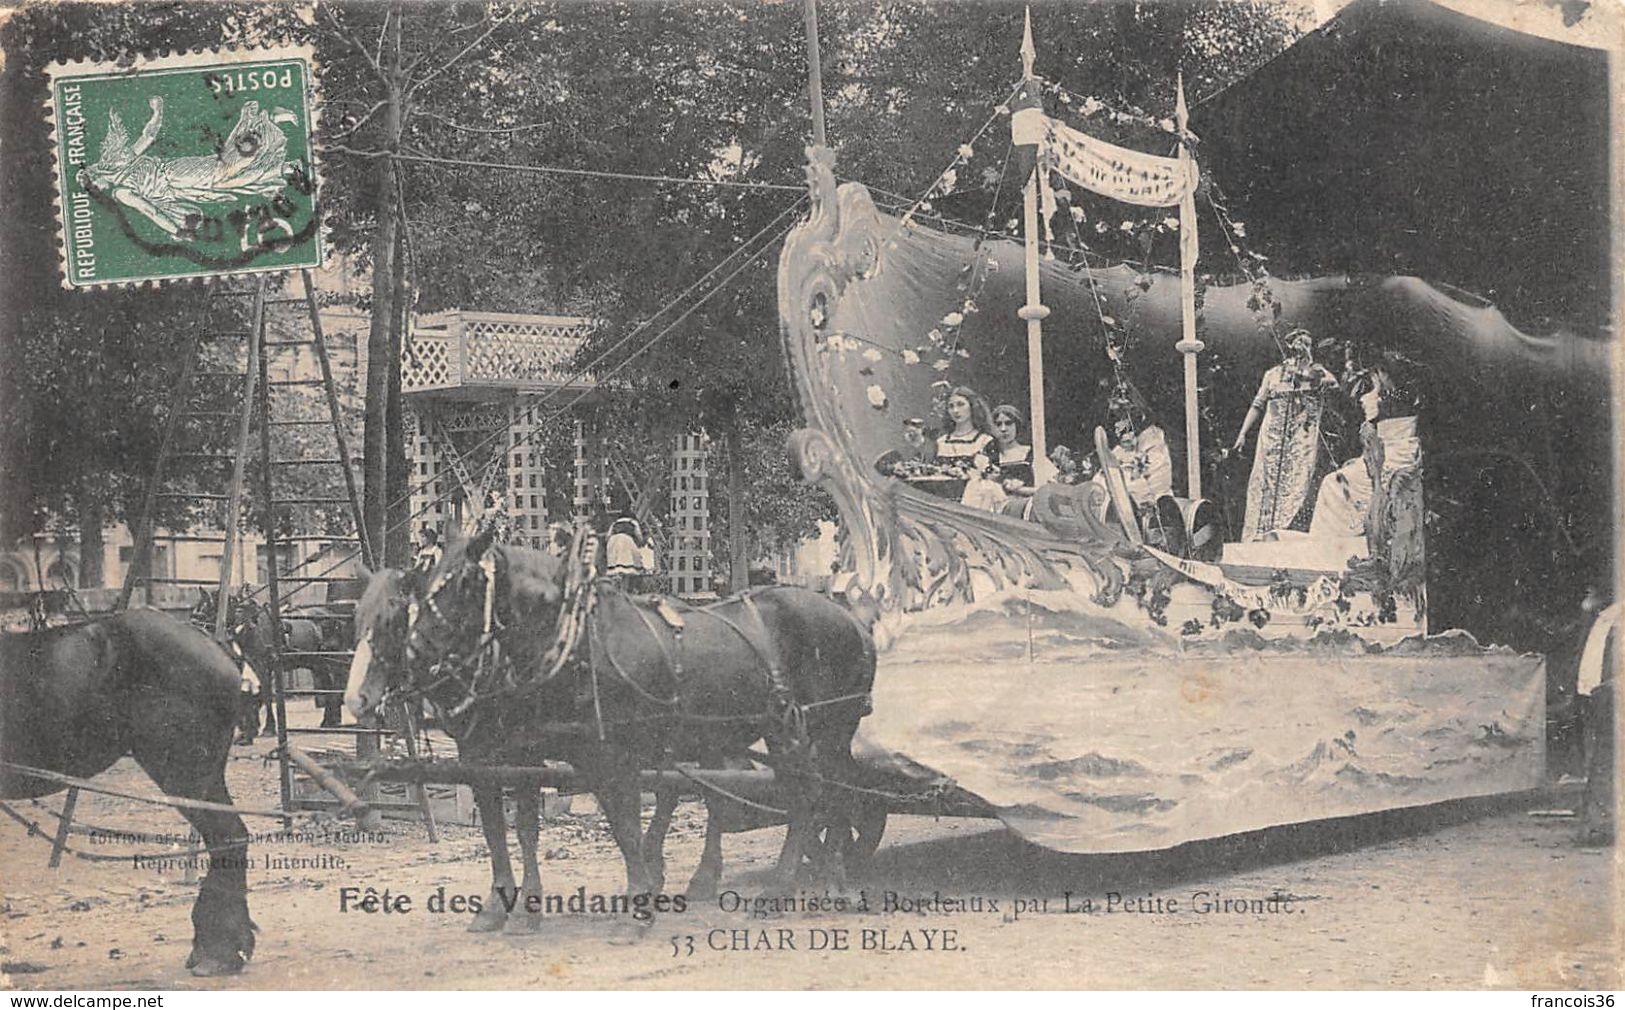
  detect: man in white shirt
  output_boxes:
[1576,587,1617,845]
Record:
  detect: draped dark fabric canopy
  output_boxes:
[1189,0,1611,333]
[1181,0,1614,649]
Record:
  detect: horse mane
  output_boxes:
[354,568,408,637]
[499,544,564,605]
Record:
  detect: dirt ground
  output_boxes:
[1,720,1618,992]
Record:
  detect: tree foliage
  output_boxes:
[2,0,1304,580]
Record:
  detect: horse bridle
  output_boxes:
[399,531,600,721]
[400,557,507,719]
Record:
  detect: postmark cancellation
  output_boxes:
[45,46,323,289]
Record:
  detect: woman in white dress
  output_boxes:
[1309,369,1422,538]
[1231,330,1340,541]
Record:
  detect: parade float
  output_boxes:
[776,10,1609,853]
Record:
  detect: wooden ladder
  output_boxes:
[116,273,432,834]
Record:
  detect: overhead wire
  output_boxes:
[243,191,807,596]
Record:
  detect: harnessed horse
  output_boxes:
[194,589,348,738]
[346,528,876,933]
[1,611,257,975]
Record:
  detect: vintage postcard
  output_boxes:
[0,0,1617,995]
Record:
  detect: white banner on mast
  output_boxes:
[1017,95,1205,496]
[1037,114,1197,208]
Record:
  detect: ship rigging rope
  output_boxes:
[384,149,808,193]
[241,76,1202,589]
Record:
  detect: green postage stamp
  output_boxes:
[46,47,323,288]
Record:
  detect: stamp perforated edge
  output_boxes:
[44,42,326,292]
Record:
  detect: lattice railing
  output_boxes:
[403,333,456,391]
[403,311,602,393]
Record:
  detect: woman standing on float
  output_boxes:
[1230,329,1340,541]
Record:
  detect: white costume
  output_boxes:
[1309,416,1421,537]
[1112,424,1174,510]
[1577,602,1621,696]
[605,531,640,576]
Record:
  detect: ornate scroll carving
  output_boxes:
[780,147,1126,632]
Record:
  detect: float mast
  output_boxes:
[1175,73,1203,498]
[1015,9,1051,467]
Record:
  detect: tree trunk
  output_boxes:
[361,10,404,566]
[726,431,748,593]
[384,221,410,567]
[77,483,103,589]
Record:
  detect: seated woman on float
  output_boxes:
[988,403,1060,519]
[933,385,1009,512]
[1308,368,1421,543]
[1110,414,1174,514]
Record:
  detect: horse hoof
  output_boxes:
[467,911,507,933]
[684,876,719,903]
[503,913,544,936]
[188,953,246,977]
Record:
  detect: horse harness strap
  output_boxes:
[718,596,785,689]
[632,598,687,701]
[590,590,794,731]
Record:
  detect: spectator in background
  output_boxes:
[413,526,442,574]
[1575,585,1617,846]
[605,517,641,582]
[544,522,571,559]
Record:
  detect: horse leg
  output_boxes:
[581,754,655,943]
[129,753,254,976]
[259,677,277,738]
[319,663,343,728]
[468,785,514,932]
[505,788,544,935]
[176,802,255,976]
[685,797,725,901]
[640,787,678,895]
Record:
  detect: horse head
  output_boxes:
[400,528,568,715]
[344,567,416,718]
[189,588,218,632]
[226,596,272,662]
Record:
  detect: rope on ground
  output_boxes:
[0,761,286,820]
[26,797,194,843]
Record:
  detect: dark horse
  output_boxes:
[346,530,876,933]
[0,610,257,975]
[193,589,347,737]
